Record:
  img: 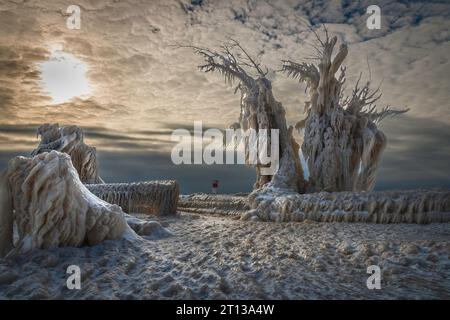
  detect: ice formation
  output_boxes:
[0,151,127,256]
[282,29,408,192]
[31,123,104,184]
[178,193,249,216]
[243,187,450,223]
[86,181,180,215]
[31,123,180,217]
[0,151,169,257]
[187,36,448,225]
[190,40,306,192]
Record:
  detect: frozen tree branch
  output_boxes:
[177,43,255,89]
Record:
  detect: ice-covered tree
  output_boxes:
[187,40,306,192]
[282,27,408,192]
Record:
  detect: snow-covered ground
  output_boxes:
[0,211,449,299]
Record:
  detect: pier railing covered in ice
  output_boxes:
[86,181,180,216]
[178,193,250,216]
[244,188,450,224]
[176,190,450,224]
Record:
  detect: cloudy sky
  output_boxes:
[0,0,449,193]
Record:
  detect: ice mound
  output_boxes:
[0,151,169,257]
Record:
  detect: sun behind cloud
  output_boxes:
[39,45,91,104]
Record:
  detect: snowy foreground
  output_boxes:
[0,209,449,299]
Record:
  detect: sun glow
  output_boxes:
[39,45,91,104]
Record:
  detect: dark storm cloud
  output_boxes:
[96,150,255,194]
[106,115,447,193]
[82,125,177,151]
[83,128,167,143]
[376,115,450,190]
[0,124,41,151]
[0,135,36,148]
[0,124,40,135]
[134,129,174,136]
[162,122,227,134]
[0,122,175,152]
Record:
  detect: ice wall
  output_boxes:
[244,188,450,224]
[86,180,180,216]
[178,193,249,216]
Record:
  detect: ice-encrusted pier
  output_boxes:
[177,189,450,224]
[87,180,180,216]
[244,188,450,223]
[178,193,249,216]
